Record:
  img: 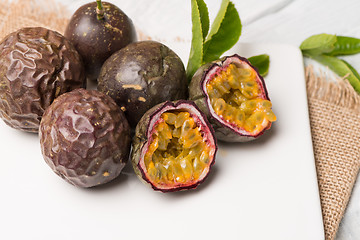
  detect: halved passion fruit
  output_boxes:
[189,54,276,142]
[132,100,217,192]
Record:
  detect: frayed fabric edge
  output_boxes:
[306,65,360,113]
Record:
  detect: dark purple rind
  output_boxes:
[39,88,131,188]
[97,41,187,128]
[0,27,86,133]
[189,54,272,142]
[131,100,217,193]
[65,1,136,81]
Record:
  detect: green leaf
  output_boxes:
[203,0,241,63]
[341,59,360,80]
[186,0,205,81]
[197,0,210,40]
[248,54,270,77]
[310,54,360,93]
[327,36,360,56]
[300,33,337,56]
[186,0,242,81]
[205,0,229,42]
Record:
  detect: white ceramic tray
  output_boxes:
[0,42,324,240]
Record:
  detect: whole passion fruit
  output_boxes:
[132,100,217,192]
[39,88,131,188]
[98,40,187,128]
[189,54,276,142]
[0,27,86,132]
[65,0,136,81]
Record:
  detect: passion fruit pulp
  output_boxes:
[189,54,276,142]
[132,100,217,192]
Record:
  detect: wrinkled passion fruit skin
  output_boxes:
[189,54,272,142]
[39,88,131,188]
[65,1,136,81]
[132,100,217,192]
[0,27,86,132]
[98,41,187,128]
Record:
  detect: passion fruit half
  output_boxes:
[40,88,131,188]
[189,54,276,142]
[132,100,217,192]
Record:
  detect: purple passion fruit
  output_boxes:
[189,54,276,142]
[0,27,86,132]
[40,88,131,188]
[98,41,187,128]
[132,100,217,192]
[64,1,136,81]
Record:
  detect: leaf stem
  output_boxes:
[96,0,104,20]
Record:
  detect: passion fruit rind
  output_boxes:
[0,27,86,132]
[40,88,131,188]
[189,54,274,142]
[131,100,217,192]
[64,1,136,81]
[98,41,187,128]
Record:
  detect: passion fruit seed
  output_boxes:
[206,63,276,135]
[144,111,211,186]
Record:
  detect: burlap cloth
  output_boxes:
[1,1,359,239]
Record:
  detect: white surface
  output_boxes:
[0,42,324,240]
[4,0,360,238]
[59,0,360,239]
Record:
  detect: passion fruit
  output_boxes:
[39,88,131,188]
[64,0,136,81]
[132,100,217,192]
[189,54,276,142]
[0,27,86,132]
[98,41,187,128]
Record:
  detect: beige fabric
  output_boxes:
[0,0,69,37]
[306,67,360,240]
[1,1,359,239]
